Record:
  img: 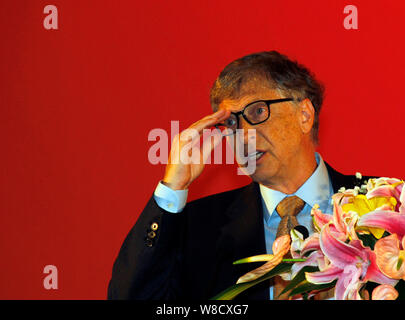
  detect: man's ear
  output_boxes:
[298,98,315,134]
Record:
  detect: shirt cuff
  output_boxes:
[153,181,188,213]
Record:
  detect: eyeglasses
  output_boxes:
[215,98,294,136]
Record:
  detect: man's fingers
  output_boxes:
[201,128,224,163]
[189,109,230,134]
[172,109,229,146]
[170,109,230,164]
[180,109,230,144]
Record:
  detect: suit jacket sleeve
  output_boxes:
[107,194,187,299]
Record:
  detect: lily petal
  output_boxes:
[338,267,362,300]
[346,288,363,300]
[400,183,405,214]
[358,211,405,238]
[368,178,402,191]
[300,233,321,256]
[320,224,365,270]
[306,264,341,284]
[312,207,333,231]
[367,186,398,199]
[333,202,347,235]
[291,250,323,279]
[367,182,404,212]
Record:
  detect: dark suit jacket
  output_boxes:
[107,163,369,300]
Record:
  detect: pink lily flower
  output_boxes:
[312,199,358,242]
[305,224,397,300]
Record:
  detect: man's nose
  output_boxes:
[239,117,257,144]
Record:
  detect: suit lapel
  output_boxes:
[325,162,360,192]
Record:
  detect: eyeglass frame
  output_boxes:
[214,97,295,135]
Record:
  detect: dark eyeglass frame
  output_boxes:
[215,98,294,134]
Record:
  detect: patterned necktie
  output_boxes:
[273,196,305,300]
[275,196,305,238]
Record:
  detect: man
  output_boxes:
[107,51,366,300]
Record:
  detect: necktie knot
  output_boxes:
[275,196,305,240]
[276,195,305,218]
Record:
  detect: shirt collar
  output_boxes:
[260,153,332,223]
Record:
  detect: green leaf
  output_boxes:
[210,262,292,300]
[277,266,319,298]
[282,258,306,262]
[289,280,337,297]
[233,254,274,265]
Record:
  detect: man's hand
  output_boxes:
[162,109,231,190]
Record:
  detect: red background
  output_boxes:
[1,0,404,299]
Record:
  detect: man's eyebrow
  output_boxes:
[226,101,255,114]
[221,100,244,112]
[223,93,274,111]
[239,97,274,107]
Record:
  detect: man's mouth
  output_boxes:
[246,150,265,161]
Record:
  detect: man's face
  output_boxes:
[217,79,310,186]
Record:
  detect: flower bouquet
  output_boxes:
[212,176,405,300]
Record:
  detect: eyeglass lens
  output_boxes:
[216,101,269,135]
